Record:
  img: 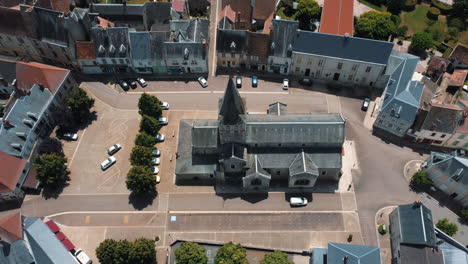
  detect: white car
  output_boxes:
[156,175,161,183]
[63,133,78,141]
[158,117,168,125]
[289,197,308,206]
[151,166,159,174]
[75,249,92,264]
[107,144,122,155]
[161,101,170,110]
[100,156,116,170]
[152,148,161,156]
[155,133,165,142]
[282,79,289,90]
[137,78,147,88]
[198,77,208,88]
[152,157,160,165]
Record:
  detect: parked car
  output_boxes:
[152,148,161,156]
[252,76,258,87]
[282,79,289,90]
[198,77,208,88]
[158,117,168,125]
[289,197,308,206]
[75,249,92,264]
[137,78,147,88]
[156,175,161,183]
[299,78,312,86]
[463,85,468,93]
[155,133,165,142]
[151,166,159,174]
[118,80,129,91]
[161,101,170,110]
[361,98,371,111]
[152,157,160,165]
[100,156,116,170]
[63,133,78,141]
[127,80,137,89]
[236,76,242,88]
[107,144,122,155]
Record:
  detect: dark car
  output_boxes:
[361,98,371,111]
[118,80,129,91]
[236,76,242,88]
[128,80,137,89]
[252,76,258,87]
[299,78,313,86]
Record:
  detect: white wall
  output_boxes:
[443,133,468,149]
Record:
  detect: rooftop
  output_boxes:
[0,212,22,243]
[15,61,69,94]
[394,203,437,247]
[319,0,354,36]
[0,152,27,193]
[449,44,468,65]
[420,103,462,134]
[448,69,468,87]
[327,242,381,264]
[76,41,96,60]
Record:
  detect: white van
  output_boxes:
[75,249,92,264]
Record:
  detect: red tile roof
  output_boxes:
[253,0,277,20]
[427,56,450,74]
[450,44,468,65]
[97,17,115,29]
[15,61,69,94]
[55,231,66,241]
[448,69,468,87]
[219,4,236,23]
[0,212,23,243]
[45,220,60,233]
[37,0,71,13]
[0,152,27,193]
[221,0,252,25]
[76,41,96,60]
[262,12,274,34]
[319,0,354,36]
[172,0,186,12]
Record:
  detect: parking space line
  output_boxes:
[85,215,90,224]
[68,128,87,167]
[123,215,129,224]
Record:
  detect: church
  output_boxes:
[175,78,345,193]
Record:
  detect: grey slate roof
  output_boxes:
[90,4,144,16]
[253,151,342,170]
[311,248,327,264]
[192,120,219,149]
[33,7,69,46]
[90,27,130,58]
[328,242,381,264]
[143,2,172,31]
[217,29,248,54]
[150,31,170,60]
[271,19,298,57]
[436,232,468,264]
[400,245,443,264]
[292,31,394,65]
[129,31,151,61]
[268,102,288,115]
[171,18,209,43]
[419,104,462,134]
[289,151,319,177]
[426,151,468,192]
[394,204,436,247]
[219,78,246,124]
[0,240,34,264]
[245,154,270,180]
[0,59,17,85]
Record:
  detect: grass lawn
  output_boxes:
[356,0,385,12]
[276,7,294,20]
[401,4,431,34]
[458,31,468,46]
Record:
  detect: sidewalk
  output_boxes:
[375,206,396,264]
[363,96,381,130]
[339,140,358,192]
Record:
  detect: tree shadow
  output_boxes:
[76,111,98,130]
[41,176,70,200]
[129,191,157,210]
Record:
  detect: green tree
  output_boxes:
[0,104,4,117]
[355,11,397,40]
[139,115,160,135]
[395,26,408,37]
[129,238,156,264]
[34,153,68,185]
[411,171,432,186]
[138,93,162,119]
[67,87,95,121]
[96,239,131,264]
[436,218,458,236]
[260,250,294,264]
[135,132,157,148]
[38,138,64,157]
[215,242,248,264]
[294,0,321,30]
[175,241,208,264]
[448,18,465,31]
[461,208,468,220]
[410,32,433,52]
[126,166,156,194]
[130,146,153,166]
[451,0,468,19]
[387,0,405,14]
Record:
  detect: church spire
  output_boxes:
[219,78,245,124]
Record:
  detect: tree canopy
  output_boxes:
[294,0,321,30]
[34,153,68,185]
[38,138,64,157]
[411,171,432,186]
[387,0,405,14]
[260,251,293,264]
[175,241,208,264]
[130,146,153,166]
[126,166,156,195]
[96,238,155,264]
[139,115,160,135]
[410,32,433,52]
[355,11,397,40]
[135,132,157,148]
[129,238,156,264]
[214,242,249,264]
[138,93,162,119]
[436,218,458,236]
[67,87,95,121]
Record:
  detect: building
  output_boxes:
[449,44,468,69]
[444,100,468,150]
[291,31,393,88]
[319,0,354,36]
[0,152,30,203]
[175,78,345,193]
[312,242,381,264]
[0,58,17,95]
[423,151,468,207]
[268,19,299,75]
[426,56,450,82]
[389,203,443,264]
[435,227,468,264]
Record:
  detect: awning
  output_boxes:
[55,231,66,241]
[45,220,60,233]
[62,239,75,251]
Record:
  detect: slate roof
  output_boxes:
[420,103,462,134]
[449,44,468,65]
[37,0,71,13]
[0,6,34,38]
[293,31,393,64]
[76,41,96,60]
[0,59,17,86]
[253,151,342,169]
[219,78,246,124]
[192,120,219,149]
[171,18,209,43]
[0,152,27,193]
[217,29,248,54]
[400,245,443,264]
[319,0,354,36]
[393,203,437,247]
[0,239,35,264]
[143,2,172,31]
[0,212,22,243]
[328,242,381,264]
[129,32,151,61]
[33,6,69,46]
[245,154,270,180]
[436,231,468,264]
[268,102,288,116]
[271,19,298,57]
[90,27,130,58]
[150,31,170,60]
[90,4,144,16]
[15,61,69,94]
[253,0,277,20]
[427,151,468,192]
[289,151,319,177]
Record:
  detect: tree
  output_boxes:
[138,93,162,119]
[38,138,64,156]
[451,0,468,19]
[355,11,397,40]
[96,239,131,264]
[130,146,153,166]
[410,32,433,53]
[34,153,68,185]
[0,104,4,117]
[135,132,157,148]
[461,208,468,220]
[436,218,458,236]
[126,166,156,194]
[395,26,408,37]
[175,241,208,264]
[67,87,95,121]
[260,250,293,264]
[411,171,432,187]
[387,0,405,14]
[129,238,156,264]
[214,242,248,264]
[139,115,160,135]
[293,0,321,30]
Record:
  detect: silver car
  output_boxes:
[100,156,116,170]
[282,79,289,90]
[289,197,308,206]
[158,117,168,125]
[107,144,122,155]
[161,102,170,110]
[63,133,78,141]
[155,133,165,142]
[152,157,161,165]
[198,77,208,88]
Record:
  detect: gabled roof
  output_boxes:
[219,78,246,124]
[15,62,69,94]
[217,29,248,54]
[393,203,436,247]
[172,0,187,13]
[328,242,381,264]
[268,102,288,116]
[253,0,277,20]
[0,152,27,193]
[244,154,271,180]
[129,31,151,61]
[428,151,468,191]
[420,103,462,134]
[219,4,236,25]
[37,0,71,13]
[293,31,393,65]
[192,120,219,149]
[449,44,468,66]
[0,213,23,243]
[319,0,354,36]
[289,150,319,178]
[0,6,34,38]
[271,19,298,57]
[221,0,252,25]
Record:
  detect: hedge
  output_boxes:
[431,0,452,14]
[427,7,441,20]
[403,0,417,11]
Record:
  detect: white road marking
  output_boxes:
[126,91,289,95]
[168,210,357,214]
[68,128,87,167]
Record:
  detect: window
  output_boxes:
[222,60,225,65]
[294,179,310,186]
[231,165,235,169]
[295,67,300,72]
[348,75,353,80]
[307,59,312,65]
[352,64,358,71]
[111,59,117,64]
[318,60,323,66]
[431,133,436,137]
[231,53,235,58]
[453,140,460,146]
[337,63,343,69]
[251,179,261,186]
[365,66,372,73]
[297,57,302,64]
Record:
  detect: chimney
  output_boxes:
[236,12,241,24]
[344,33,350,38]
[344,256,349,263]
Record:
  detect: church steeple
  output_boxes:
[219,78,245,124]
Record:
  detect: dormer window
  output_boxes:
[11,143,22,150]
[119,44,126,56]
[16,132,26,139]
[27,112,37,120]
[184,48,189,60]
[287,44,292,57]
[23,119,34,127]
[108,44,116,55]
[98,45,105,55]
[230,41,236,53]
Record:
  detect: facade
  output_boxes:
[267,19,298,75]
[423,151,468,207]
[389,203,443,264]
[444,101,468,150]
[312,242,381,264]
[175,78,345,193]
